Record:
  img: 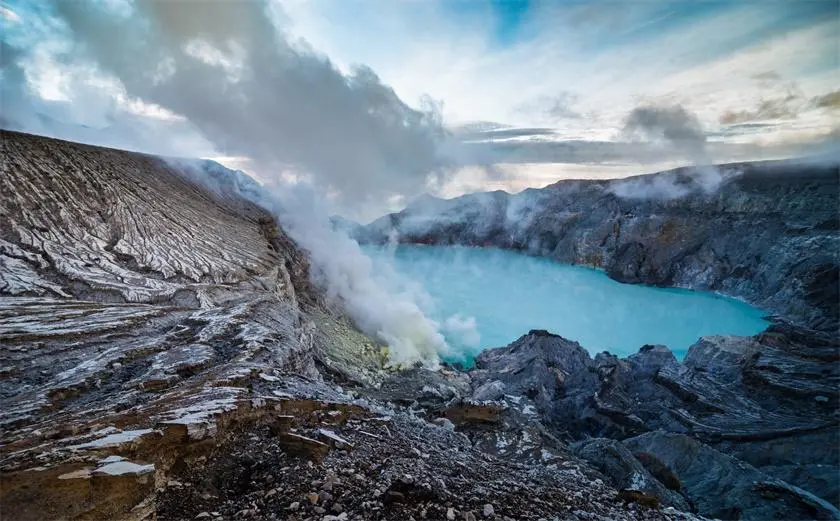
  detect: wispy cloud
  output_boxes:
[280,0,837,144]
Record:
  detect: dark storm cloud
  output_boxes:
[622,104,707,159]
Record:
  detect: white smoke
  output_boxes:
[252,184,450,367]
[443,314,481,350]
[609,165,735,200]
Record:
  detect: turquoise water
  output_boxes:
[363,245,769,364]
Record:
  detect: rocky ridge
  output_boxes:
[354,160,840,332]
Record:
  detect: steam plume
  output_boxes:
[27,0,459,365]
[614,104,728,199]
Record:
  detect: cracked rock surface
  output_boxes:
[3,131,838,521]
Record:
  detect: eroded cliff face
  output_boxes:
[357,161,840,332]
[1,131,703,521]
[0,131,377,520]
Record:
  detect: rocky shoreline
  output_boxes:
[1,131,838,520]
[352,160,840,333]
[345,160,840,518]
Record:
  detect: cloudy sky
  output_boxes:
[2,0,838,220]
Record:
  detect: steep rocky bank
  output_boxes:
[1,131,708,521]
[354,160,840,332]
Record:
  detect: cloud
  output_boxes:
[813,90,840,110]
[279,0,836,142]
[16,0,451,213]
[0,0,466,365]
[4,0,838,211]
[0,4,20,23]
[622,104,707,160]
[514,92,582,123]
[751,71,782,82]
[613,104,731,199]
[719,86,804,124]
[454,126,557,141]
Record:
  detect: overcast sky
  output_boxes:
[2,0,838,220]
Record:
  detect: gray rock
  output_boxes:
[472,380,506,402]
[1,130,709,521]
[462,327,840,517]
[623,431,840,521]
[572,438,690,511]
[471,330,598,433]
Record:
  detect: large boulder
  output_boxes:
[572,437,691,511]
[623,431,840,521]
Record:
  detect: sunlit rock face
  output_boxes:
[0,131,306,304]
[357,160,840,332]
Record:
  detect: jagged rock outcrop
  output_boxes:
[1,131,704,521]
[439,328,839,520]
[622,431,839,521]
[371,325,839,519]
[354,160,840,332]
[349,324,839,520]
[571,438,690,512]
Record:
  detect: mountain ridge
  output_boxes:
[353,157,840,332]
